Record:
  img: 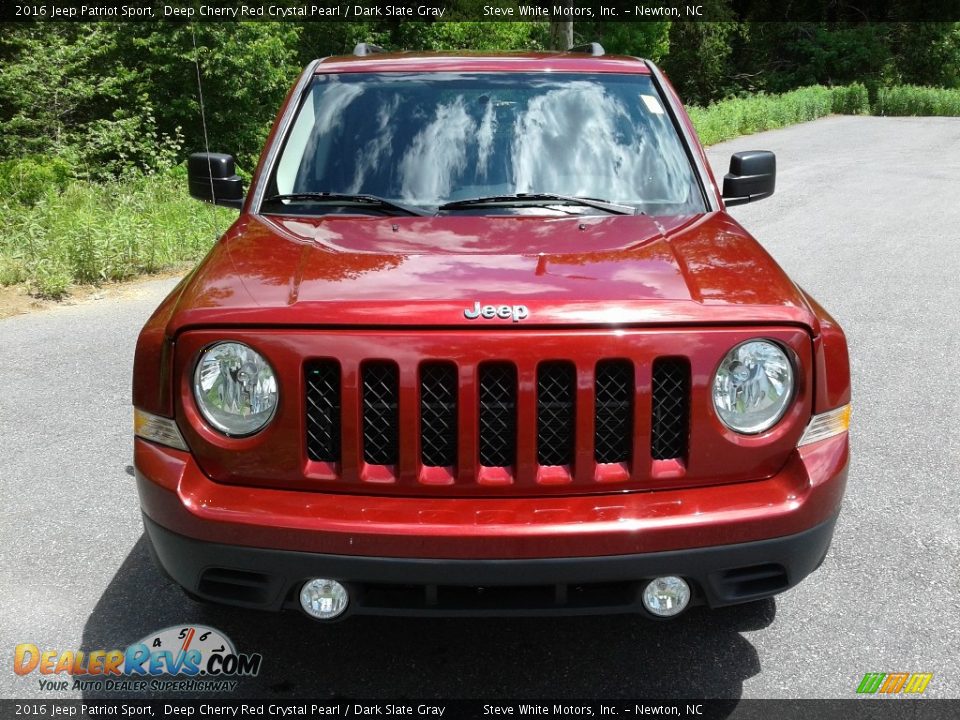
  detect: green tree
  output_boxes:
[577,22,670,60]
[387,21,537,52]
[0,25,126,162]
[886,23,960,88]
[118,23,301,170]
[661,1,742,104]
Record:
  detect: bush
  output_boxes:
[0,256,27,286]
[0,156,73,205]
[873,85,960,116]
[688,83,871,146]
[830,83,870,115]
[0,169,232,298]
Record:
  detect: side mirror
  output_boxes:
[722,151,776,206]
[188,153,244,209]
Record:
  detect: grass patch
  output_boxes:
[0,171,231,299]
[689,82,960,146]
[873,85,960,116]
[688,83,870,146]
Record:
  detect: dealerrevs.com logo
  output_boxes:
[14,625,262,693]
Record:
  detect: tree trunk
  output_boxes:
[549,2,574,50]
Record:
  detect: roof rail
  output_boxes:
[566,42,605,57]
[353,43,385,57]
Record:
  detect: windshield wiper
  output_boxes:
[438,193,636,216]
[262,192,430,217]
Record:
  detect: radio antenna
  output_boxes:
[191,24,223,240]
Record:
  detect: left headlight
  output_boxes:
[193,341,278,436]
[712,340,794,434]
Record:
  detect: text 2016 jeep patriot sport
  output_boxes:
[133,45,850,621]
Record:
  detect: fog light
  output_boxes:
[642,576,691,617]
[299,579,349,620]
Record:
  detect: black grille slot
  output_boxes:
[478,363,517,467]
[305,361,341,462]
[198,568,275,605]
[537,362,576,466]
[362,362,399,465]
[420,363,458,467]
[651,358,690,460]
[716,564,789,600]
[594,360,634,464]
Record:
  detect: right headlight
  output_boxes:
[193,341,278,437]
[712,340,794,434]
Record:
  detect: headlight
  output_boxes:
[193,342,278,436]
[712,340,794,434]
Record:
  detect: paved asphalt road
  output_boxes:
[2,116,959,703]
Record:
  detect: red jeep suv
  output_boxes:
[133,44,850,620]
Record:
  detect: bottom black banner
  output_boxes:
[1,699,957,720]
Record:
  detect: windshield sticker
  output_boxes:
[641,94,665,115]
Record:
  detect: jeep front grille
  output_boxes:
[304,356,691,488]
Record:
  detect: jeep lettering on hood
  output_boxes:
[463,302,529,322]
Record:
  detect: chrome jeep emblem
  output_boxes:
[464,301,529,323]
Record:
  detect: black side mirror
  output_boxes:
[188,153,244,209]
[722,151,776,206]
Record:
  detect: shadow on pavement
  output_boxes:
[81,536,773,704]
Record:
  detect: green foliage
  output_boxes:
[873,85,960,115]
[722,21,960,98]
[0,25,118,160]
[389,21,537,52]
[0,256,27,287]
[579,22,670,60]
[735,23,893,95]
[0,23,301,177]
[686,80,960,147]
[0,170,230,299]
[0,25,193,180]
[688,84,869,146]
[884,24,960,89]
[119,23,302,171]
[298,22,391,57]
[0,157,73,205]
[662,1,742,105]
[830,83,871,115]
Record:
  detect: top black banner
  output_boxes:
[4,0,960,23]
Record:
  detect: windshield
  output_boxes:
[266,72,706,215]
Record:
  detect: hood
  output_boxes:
[166,211,818,334]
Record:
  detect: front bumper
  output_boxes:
[135,432,847,616]
[144,512,838,616]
